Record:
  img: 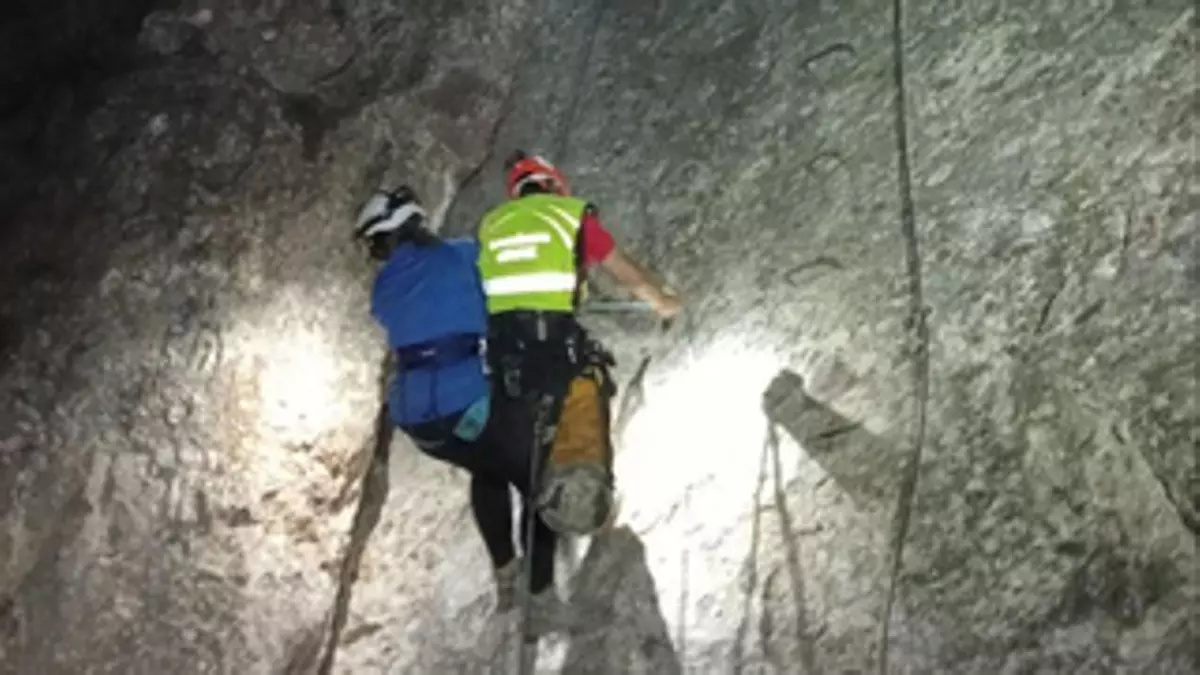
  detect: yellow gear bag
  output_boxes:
[547,363,613,473]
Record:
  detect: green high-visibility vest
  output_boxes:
[477,194,589,314]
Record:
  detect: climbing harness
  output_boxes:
[392,332,485,434]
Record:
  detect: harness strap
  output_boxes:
[489,310,581,347]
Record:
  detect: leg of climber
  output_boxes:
[484,391,558,587]
[468,474,520,612]
[517,347,605,636]
[467,386,562,615]
[502,337,624,638]
[472,476,559,616]
[519,494,576,637]
[409,410,530,613]
[518,496,557,594]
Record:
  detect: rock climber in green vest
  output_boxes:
[475,149,682,631]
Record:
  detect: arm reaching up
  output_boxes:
[599,247,683,320]
[579,206,684,320]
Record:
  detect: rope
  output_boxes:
[516,391,552,673]
[877,0,931,672]
[550,0,611,165]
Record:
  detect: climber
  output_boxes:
[354,186,560,622]
[476,149,683,541]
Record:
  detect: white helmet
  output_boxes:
[354,186,426,240]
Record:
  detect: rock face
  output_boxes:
[429,0,1197,672]
[2,1,1196,674]
[0,1,525,673]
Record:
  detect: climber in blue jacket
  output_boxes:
[354,186,568,629]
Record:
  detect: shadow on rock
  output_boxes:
[762,369,900,511]
[731,419,824,675]
[729,368,905,673]
[562,525,682,675]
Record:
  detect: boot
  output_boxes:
[493,557,521,614]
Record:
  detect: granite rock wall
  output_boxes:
[1,0,1194,673]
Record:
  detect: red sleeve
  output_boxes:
[580,208,615,268]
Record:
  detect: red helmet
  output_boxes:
[504,150,570,198]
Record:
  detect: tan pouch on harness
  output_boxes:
[536,362,617,536]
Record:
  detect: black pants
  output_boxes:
[406,392,556,594]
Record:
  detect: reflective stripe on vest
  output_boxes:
[483,272,578,296]
[477,194,589,314]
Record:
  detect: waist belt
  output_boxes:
[489,310,581,345]
[395,333,482,370]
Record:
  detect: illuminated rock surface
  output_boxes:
[1,1,1195,674]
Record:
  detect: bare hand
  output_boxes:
[653,292,684,320]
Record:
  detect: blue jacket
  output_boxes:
[371,238,488,427]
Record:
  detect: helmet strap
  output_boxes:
[367,231,401,261]
[515,175,559,197]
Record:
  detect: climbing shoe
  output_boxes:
[493,557,521,614]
